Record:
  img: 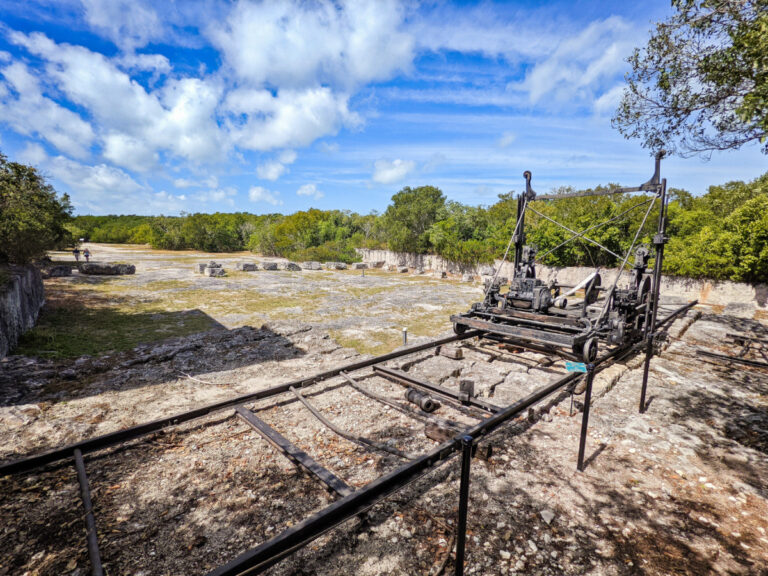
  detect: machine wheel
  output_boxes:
[582,337,598,363]
[453,322,467,335]
[585,274,602,305]
[636,275,652,303]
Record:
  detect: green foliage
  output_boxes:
[614,0,768,155]
[382,186,446,253]
[66,169,768,283]
[0,151,73,264]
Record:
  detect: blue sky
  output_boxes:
[0,0,764,216]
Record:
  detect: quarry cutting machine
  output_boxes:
[451,154,668,363]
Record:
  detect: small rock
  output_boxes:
[261,262,279,271]
[398,266,409,273]
[500,550,511,560]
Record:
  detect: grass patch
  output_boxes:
[141,279,193,291]
[16,285,216,359]
[329,329,403,356]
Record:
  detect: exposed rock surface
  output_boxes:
[235,262,258,272]
[302,261,322,270]
[325,262,347,270]
[0,265,44,358]
[281,262,302,271]
[2,307,768,576]
[40,265,72,278]
[79,262,136,275]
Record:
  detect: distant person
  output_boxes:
[73,248,81,262]
[83,248,91,262]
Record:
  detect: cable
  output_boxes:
[526,205,623,261]
[289,386,419,460]
[484,197,528,300]
[596,196,657,323]
[535,197,655,264]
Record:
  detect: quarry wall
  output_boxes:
[357,248,768,318]
[0,265,44,358]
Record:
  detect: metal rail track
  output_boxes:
[0,302,696,576]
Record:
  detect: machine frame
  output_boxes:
[451,153,669,363]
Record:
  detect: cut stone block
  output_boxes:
[203,267,226,277]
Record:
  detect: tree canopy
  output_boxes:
[66,169,768,283]
[0,152,73,264]
[381,186,446,253]
[613,0,768,156]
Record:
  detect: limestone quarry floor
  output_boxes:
[19,243,482,359]
[2,285,768,576]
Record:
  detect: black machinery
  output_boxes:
[451,154,669,363]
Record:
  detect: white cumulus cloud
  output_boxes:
[257,149,298,181]
[249,186,282,206]
[208,0,412,90]
[297,184,323,200]
[372,158,415,184]
[0,61,96,159]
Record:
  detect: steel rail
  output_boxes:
[213,313,691,576]
[235,406,353,497]
[696,349,768,369]
[0,331,479,476]
[289,386,419,460]
[206,340,645,576]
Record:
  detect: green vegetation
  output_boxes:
[0,152,73,264]
[614,0,767,155]
[68,171,768,282]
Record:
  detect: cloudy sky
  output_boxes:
[0,0,764,216]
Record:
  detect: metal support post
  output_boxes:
[576,365,595,472]
[639,339,653,413]
[640,174,667,414]
[403,327,408,346]
[74,449,104,576]
[455,435,473,576]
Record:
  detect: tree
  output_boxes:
[0,152,73,264]
[614,0,768,156]
[382,186,446,253]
